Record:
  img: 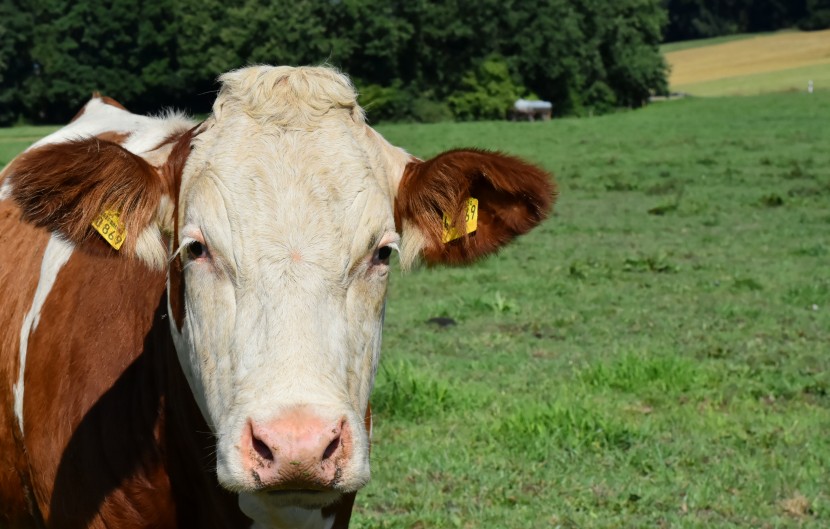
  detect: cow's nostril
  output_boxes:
[322,435,340,461]
[252,435,274,461]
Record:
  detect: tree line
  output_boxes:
[662,0,830,41]
[1,1,828,126]
[1,0,669,125]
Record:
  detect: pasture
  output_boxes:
[2,92,829,527]
[665,29,830,96]
[0,126,59,167]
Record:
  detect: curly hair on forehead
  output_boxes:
[214,65,366,130]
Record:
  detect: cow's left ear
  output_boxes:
[394,149,556,266]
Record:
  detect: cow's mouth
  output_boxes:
[267,489,326,496]
[257,488,343,509]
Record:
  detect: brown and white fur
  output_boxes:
[0,66,555,529]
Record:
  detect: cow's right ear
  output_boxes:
[6,137,178,269]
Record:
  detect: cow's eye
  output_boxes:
[377,246,392,262]
[371,244,396,267]
[370,236,399,269]
[187,240,206,260]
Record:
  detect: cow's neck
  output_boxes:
[6,241,247,528]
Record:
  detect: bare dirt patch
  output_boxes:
[780,492,813,518]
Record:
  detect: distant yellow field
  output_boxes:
[666,29,830,96]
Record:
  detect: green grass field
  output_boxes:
[0,126,60,168]
[680,62,830,97]
[3,92,829,527]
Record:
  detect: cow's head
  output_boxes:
[5,66,554,520]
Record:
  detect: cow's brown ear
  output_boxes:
[6,138,169,267]
[394,149,555,266]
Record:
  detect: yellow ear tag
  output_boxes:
[442,197,478,243]
[91,209,127,250]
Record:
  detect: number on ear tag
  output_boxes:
[442,197,478,243]
[91,209,127,250]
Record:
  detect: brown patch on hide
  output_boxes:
[159,125,201,331]
[93,92,128,111]
[96,130,132,145]
[23,250,172,525]
[0,197,51,526]
[168,254,186,331]
[159,126,198,199]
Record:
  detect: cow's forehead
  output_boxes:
[181,111,394,280]
[177,66,399,275]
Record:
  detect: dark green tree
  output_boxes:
[447,55,526,120]
[662,0,827,41]
[587,0,669,108]
[6,0,672,123]
[23,0,180,122]
[0,1,33,125]
[800,0,830,29]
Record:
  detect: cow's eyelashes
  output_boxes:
[187,240,207,260]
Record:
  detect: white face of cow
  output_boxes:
[168,67,402,510]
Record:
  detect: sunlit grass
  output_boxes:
[0,126,60,168]
[674,62,830,96]
[370,92,830,528]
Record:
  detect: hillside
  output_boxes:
[665,29,830,96]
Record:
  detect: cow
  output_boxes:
[0,65,555,529]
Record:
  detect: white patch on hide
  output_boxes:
[14,235,74,435]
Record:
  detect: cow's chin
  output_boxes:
[237,490,343,526]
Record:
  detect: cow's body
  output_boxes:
[0,66,554,528]
[0,97,254,528]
